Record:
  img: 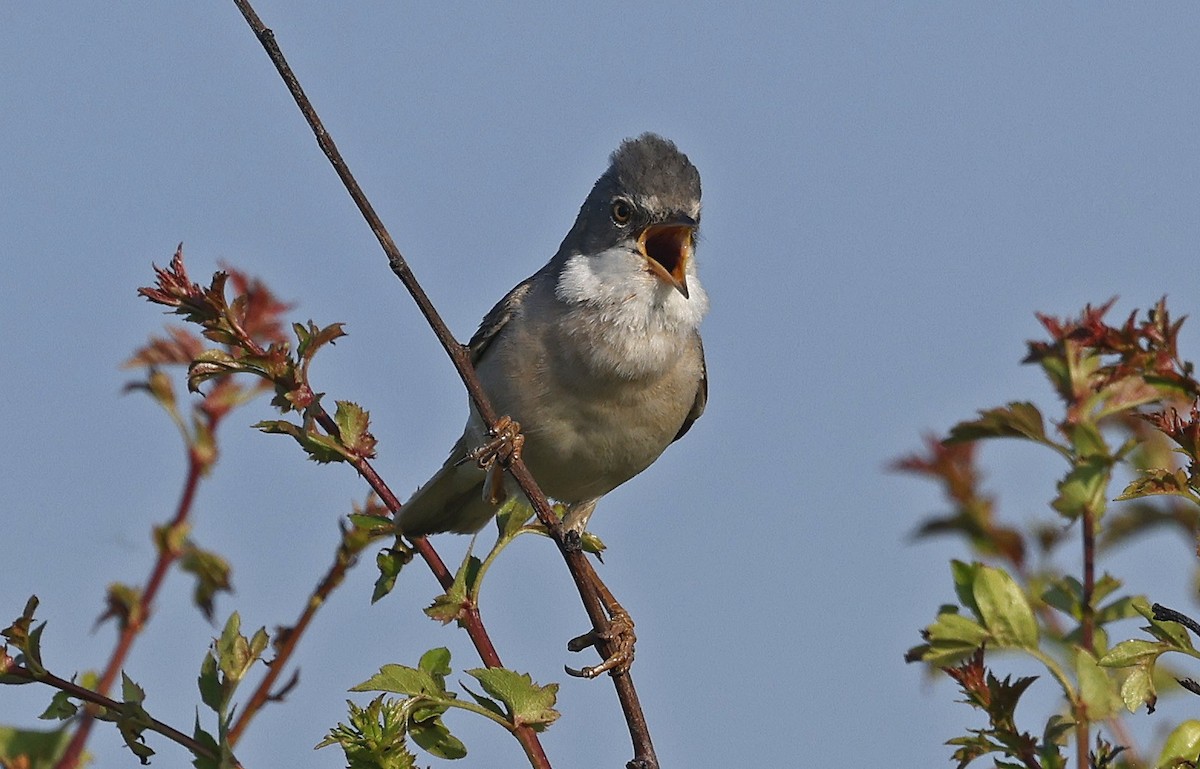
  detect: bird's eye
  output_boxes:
[610,199,633,225]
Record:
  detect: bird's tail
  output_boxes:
[397,460,498,536]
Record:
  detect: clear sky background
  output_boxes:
[4,4,1200,768]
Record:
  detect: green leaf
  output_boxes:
[351,663,445,698]
[145,368,179,415]
[254,419,348,463]
[215,612,265,684]
[1050,457,1111,520]
[112,673,155,765]
[0,725,73,769]
[1041,577,1083,619]
[333,400,377,459]
[408,718,467,760]
[187,349,243,392]
[191,716,220,769]
[122,671,146,705]
[418,647,452,683]
[1157,720,1200,767]
[349,513,394,535]
[1075,649,1121,720]
[465,668,560,731]
[197,650,222,712]
[1119,663,1156,713]
[1134,598,1195,650]
[913,609,989,665]
[1098,639,1165,668]
[37,690,78,721]
[946,402,1049,444]
[950,560,982,618]
[21,623,48,678]
[495,498,534,540]
[99,582,143,632]
[1091,573,1123,606]
[1095,595,1140,625]
[317,696,417,769]
[1116,468,1194,501]
[294,321,346,362]
[372,545,411,604]
[424,552,481,626]
[460,683,506,720]
[1064,421,1108,459]
[579,531,607,557]
[1,596,39,647]
[928,610,989,647]
[179,545,233,622]
[972,565,1038,649]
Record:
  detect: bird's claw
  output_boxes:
[564,606,636,678]
[460,415,524,470]
[455,416,525,505]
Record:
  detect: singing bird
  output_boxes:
[398,133,708,539]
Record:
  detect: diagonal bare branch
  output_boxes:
[230,2,658,766]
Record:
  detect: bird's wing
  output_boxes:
[673,336,707,442]
[467,275,537,364]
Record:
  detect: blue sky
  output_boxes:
[4,4,1200,768]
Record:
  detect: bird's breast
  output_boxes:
[476,298,702,503]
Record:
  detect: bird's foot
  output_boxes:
[462,415,525,469]
[458,416,525,504]
[564,602,636,678]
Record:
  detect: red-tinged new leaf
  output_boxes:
[295,321,347,362]
[225,266,291,346]
[1144,404,1200,461]
[946,402,1049,445]
[124,326,205,369]
[333,401,377,459]
[187,349,244,393]
[1116,468,1194,501]
[1095,376,1162,419]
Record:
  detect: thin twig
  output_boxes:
[1077,509,1096,769]
[56,439,210,769]
[182,302,540,758]
[8,665,238,767]
[228,512,381,745]
[230,3,658,767]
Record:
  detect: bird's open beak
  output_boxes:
[638,221,695,298]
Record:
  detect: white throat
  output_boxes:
[554,245,708,379]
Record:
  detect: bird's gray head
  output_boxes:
[556,133,702,297]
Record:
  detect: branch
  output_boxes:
[230,3,658,766]
[56,429,212,769]
[7,665,238,768]
[227,503,387,745]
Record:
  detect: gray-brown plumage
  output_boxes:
[398,133,709,536]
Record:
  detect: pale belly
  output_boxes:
[476,341,696,504]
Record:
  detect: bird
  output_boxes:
[398,133,708,540]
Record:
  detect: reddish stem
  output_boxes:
[55,444,209,769]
